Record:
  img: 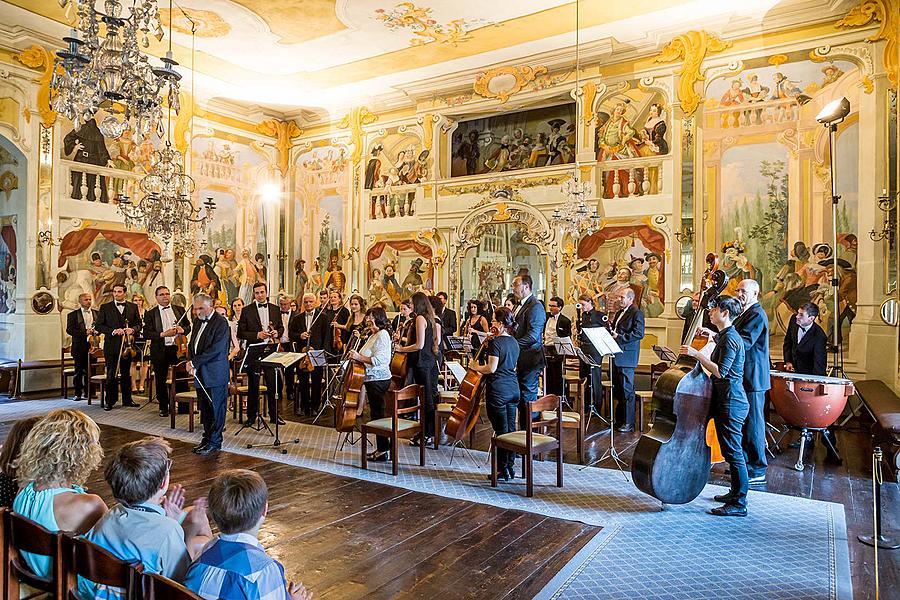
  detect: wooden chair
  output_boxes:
[62,534,142,600]
[434,390,458,448]
[492,394,564,497]
[142,572,203,600]
[61,345,76,398]
[169,361,198,432]
[232,373,269,422]
[4,510,65,599]
[635,361,669,432]
[87,353,107,406]
[361,384,424,476]
[542,382,585,464]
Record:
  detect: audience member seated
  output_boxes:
[12,409,107,578]
[79,437,213,600]
[0,416,40,507]
[184,469,311,600]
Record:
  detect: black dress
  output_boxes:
[0,473,18,508]
[410,316,439,438]
[485,336,521,474]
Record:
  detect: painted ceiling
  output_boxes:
[4,0,854,117]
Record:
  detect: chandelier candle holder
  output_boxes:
[552,174,601,238]
[51,0,180,142]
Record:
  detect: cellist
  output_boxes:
[467,307,520,482]
[142,285,190,417]
[348,307,393,462]
[680,295,750,517]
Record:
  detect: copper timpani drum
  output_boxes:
[769,371,855,429]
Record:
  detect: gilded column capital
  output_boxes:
[13,44,57,128]
[836,0,899,87]
[338,107,378,165]
[255,118,303,177]
[654,30,733,117]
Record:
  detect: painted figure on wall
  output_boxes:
[322,249,346,295]
[0,223,16,314]
[294,258,308,297]
[191,254,221,296]
[454,129,481,176]
[235,248,259,303]
[64,118,113,203]
[382,264,402,309]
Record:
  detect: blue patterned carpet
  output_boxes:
[0,399,852,600]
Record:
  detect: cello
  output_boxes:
[631,254,728,504]
[334,330,366,433]
[389,316,412,389]
[444,330,492,441]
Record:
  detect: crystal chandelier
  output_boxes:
[51,0,181,142]
[552,174,601,237]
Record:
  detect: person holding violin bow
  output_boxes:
[142,285,191,417]
[394,291,441,447]
[680,295,750,517]
[236,282,284,426]
[95,283,142,410]
[334,295,367,343]
[391,299,413,340]
[288,293,330,416]
[347,307,393,462]
[468,307,520,482]
[66,292,98,402]
[324,291,351,355]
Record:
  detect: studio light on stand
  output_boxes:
[815,96,850,377]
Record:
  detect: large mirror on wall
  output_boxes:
[459,223,546,310]
[880,297,898,327]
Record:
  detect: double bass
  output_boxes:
[444,330,492,441]
[334,330,366,433]
[631,254,728,505]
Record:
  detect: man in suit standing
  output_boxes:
[783,302,827,376]
[277,295,297,406]
[435,292,458,349]
[512,275,546,428]
[237,282,284,426]
[66,292,98,401]
[142,286,190,417]
[187,293,230,455]
[94,283,142,410]
[543,296,572,396]
[289,293,329,416]
[609,288,645,432]
[733,278,770,485]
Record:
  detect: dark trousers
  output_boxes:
[246,365,277,420]
[612,363,636,427]
[517,367,541,430]
[72,344,89,398]
[580,362,603,415]
[364,378,392,452]
[198,383,227,448]
[545,356,564,397]
[151,345,180,412]
[281,365,296,404]
[742,390,768,477]
[413,363,438,437]
[104,345,133,408]
[487,394,519,473]
[298,367,323,415]
[713,398,750,508]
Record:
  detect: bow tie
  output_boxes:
[115,302,125,306]
[257,303,267,308]
[281,311,289,315]
[161,305,170,310]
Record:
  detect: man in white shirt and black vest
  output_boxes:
[65,292,98,401]
[236,282,284,426]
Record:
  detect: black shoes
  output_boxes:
[159,410,170,417]
[713,493,736,503]
[616,424,635,433]
[191,442,208,453]
[709,504,747,517]
[748,474,767,486]
[194,445,220,456]
[122,401,139,408]
[367,450,389,462]
[271,417,286,426]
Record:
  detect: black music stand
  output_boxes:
[235,341,278,438]
[310,350,337,424]
[552,337,578,411]
[251,351,304,454]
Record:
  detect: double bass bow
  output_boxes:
[631,253,728,505]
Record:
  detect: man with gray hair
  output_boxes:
[733,278,770,485]
[187,293,231,455]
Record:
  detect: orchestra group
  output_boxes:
[65,269,830,517]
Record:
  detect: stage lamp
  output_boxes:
[816,97,850,126]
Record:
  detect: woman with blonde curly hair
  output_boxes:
[12,409,107,578]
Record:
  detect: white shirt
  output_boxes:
[193,319,208,354]
[256,303,269,332]
[159,304,177,346]
[281,311,291,343]
[544,313,558,345]
[81,308,94,331]
[797,324,811,343]
[359,329,392,382]
[116,302,125,314]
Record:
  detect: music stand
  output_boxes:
[251,351,304,454]
[552,337,578,411]
[310,350,338,424]
[235,341,278,437]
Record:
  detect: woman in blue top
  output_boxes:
[470,307,520,482]
[13,409,107,578]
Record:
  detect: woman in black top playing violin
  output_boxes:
[395,291,442,446]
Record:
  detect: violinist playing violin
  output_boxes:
[468,307,520,482]
[237,282,284,426]
[95,283,142,410]
[680,295,750,517]
[142,286,191,417]
[348,307,393,462]
[65,292,98,402]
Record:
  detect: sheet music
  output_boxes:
[260,352,306,368]
[581,327,621,356]
[553,336,577,356]
[473,330,490,344]
[445,361,467,384]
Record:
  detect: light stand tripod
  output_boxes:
[235,341,277,438]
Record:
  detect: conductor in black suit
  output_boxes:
[543,296,572,396]
[237,282,284,426]
[435,292,458,349]
[65,292,98,401]
[94,283,142,410]
[187,293,231,455]
[142,286,190,417]
[511,274,546,427]
[289,293,329,416]
[609,288,645,432]
[783,303,827,376]
[733,279,770,485]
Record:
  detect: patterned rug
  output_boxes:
[0,399,853,600]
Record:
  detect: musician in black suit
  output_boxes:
[289,293,329,416]
[512,275,546,428]
[435,291,458,349]
[783,303,827,376]
[94,284,142,410]
[543,296,572,396]
[187,293,231,455]
[277,296,297,406]
[680,291,717,342]
[65,292,98,401]
[576,293,607,416]
[733,279,771,485]
[236,282,284,426]
[609,288,645,432]
[142,286,190,417]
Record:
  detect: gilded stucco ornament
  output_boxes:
[654,30,733,116]
[256,119,303,177]
[473,65,549,104]
[836,0,899,87]
[13,45,57,128]
[339,107,378,165]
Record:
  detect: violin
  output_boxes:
[298,309,324,372]
[445,327,496,441]
[121,320,138,361]
[88,327,104,358]
[173,309,189,359]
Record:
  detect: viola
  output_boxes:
[445,327,496,441]
[334,330,366,433]
[631,253,728,504]
[121,320,138,361]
